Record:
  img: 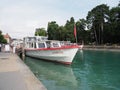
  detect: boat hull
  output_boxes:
[25,47,78,65]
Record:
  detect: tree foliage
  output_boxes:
[76,19,89,44]
[64,17,75,42]
[0,30,7,44]
[47,17,89,43]
[36,2,120,45]
[47,17,76,42]
[87,4,109,44]
[104,5,120,44]
[35,28,47,36]
[47,21,59,40]
[86,3,120,45]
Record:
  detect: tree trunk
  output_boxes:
[93,26,98,45]
[101,22,103,44]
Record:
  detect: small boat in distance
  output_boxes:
[23,36,83,65]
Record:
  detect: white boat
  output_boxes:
[23,36,82,65]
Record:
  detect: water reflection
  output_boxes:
[24,57,78,90]
[72,50,120,90]
[24,50,120,90]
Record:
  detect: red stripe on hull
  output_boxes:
[59,61,72,65]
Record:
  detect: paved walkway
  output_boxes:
[0,52,46,90]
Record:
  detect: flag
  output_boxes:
[74,24,76,38]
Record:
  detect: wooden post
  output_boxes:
[22,47,25,60]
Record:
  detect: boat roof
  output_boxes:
[23,36,61,43]
[24,36,48,41]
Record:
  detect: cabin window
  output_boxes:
[46,41,51,48]
[53,43,59,47]
[38,43,45,48]
[32,43,34,48]
[38,39,41,41]
[34,43,36,48]
[29,43,33,48]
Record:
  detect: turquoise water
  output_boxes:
[24,50,120,90]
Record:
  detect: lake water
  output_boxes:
[24,50,120,90]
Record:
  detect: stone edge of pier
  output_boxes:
[0,53,47,90]
[83,45,120,52]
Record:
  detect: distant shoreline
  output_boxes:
[83,45,120,52]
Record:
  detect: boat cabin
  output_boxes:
[23,36,61,49]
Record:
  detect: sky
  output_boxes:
[0,0,119,39]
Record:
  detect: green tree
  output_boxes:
[0,30,7,44]
[35,28,47,36]
[105,5,120,43]
[47,21,59,40]
[87,4,109,44]
[76,19,88,44]
[57,26,65,41]
[64,17,75,42]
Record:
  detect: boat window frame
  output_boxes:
[38,42,46,48]
[46,41,51,48]
[52,42,60,47]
